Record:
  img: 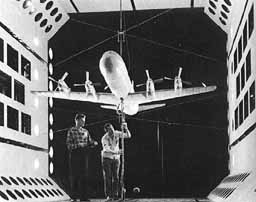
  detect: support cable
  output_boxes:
[125,9,172,33]
[70,18,116,34]
[54,9,223,67]
[119,98,126,200]
[51,117,119,134]
[128,117,226,131]
[54,34,118,67]
[126,33,225,64]
[118,1,126,200]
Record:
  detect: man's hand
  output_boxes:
[78,142,85,147]
[118,149,123,154]
[121,122,131,138]
[121,122,128,131]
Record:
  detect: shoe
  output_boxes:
[105,196,113,201]
[70,199,80,202]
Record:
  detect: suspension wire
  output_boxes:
[119,0,124,56]
[86,117,119,126]
[52,127,70,133]
[121,8,224,64]
[54,8,224,68]
[52,117,119,134]
[53,106,119,119]
[54,34,118,67]
[125,9,172,33]
[118,1,126,200]
[127,117,226,131]
[126,33,225,64]
[70,18,116,34]
[123,11,132,72]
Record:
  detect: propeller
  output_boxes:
[136,69,164,87]
[48,76,58,84]
[49,72,69,91]
[177,67,182,78]
[164,77,207,87]
[48,72,69,84]
[145,69,150,79]
[74,71,101,87]
[163,76,192,85]
[61,72,69,81]
[163,67,193,86]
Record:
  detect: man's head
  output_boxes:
[104,123,115,135]
[75,113,86,128]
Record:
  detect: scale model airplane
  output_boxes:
[32,50,216,115]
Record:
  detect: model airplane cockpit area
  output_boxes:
[0,0,256,202]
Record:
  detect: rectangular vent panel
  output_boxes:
[221,173,250,183]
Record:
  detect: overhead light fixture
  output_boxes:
[48,63,53,75]
[49,129,54,141]
[49,113,54,125]
[49,80,53,91]
[49,162,54,174]
[49,146,54,158]
[48,48,53,60]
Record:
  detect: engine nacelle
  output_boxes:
[146,79,155,97]
[57,80,70,93]
[85,83,96,98]
[174,76,182,91]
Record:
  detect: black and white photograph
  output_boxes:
[0,1,255,202]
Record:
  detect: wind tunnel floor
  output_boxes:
[56,198,211,202]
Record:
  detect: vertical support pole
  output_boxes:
[119,0,123,57]
[120,111,125,200]
[119,98,126,201]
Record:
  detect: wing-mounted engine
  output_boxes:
[84,71,96,97]
[74,71,97,98]
[145,70,155,97]
[174,67,183,91]
[164,67,193,91]
[49,72,70,93]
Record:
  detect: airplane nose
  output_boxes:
[100,51,123,75]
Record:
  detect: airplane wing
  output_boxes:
[31,91,120,105]
[125,86,217,105]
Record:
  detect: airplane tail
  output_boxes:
[138,103,166,112]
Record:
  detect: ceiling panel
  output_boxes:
[58,0,206,13]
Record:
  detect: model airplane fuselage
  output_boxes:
[99,51,133,98]
[32,50,217,115]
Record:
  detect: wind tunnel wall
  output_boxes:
[0,0,69,201]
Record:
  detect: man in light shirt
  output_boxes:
[101,122,131,201]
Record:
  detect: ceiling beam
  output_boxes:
[70,0,80,13]
[130,0,136,11]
